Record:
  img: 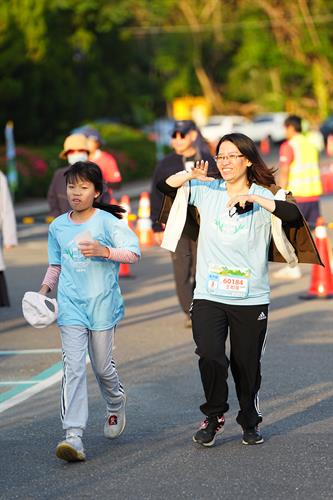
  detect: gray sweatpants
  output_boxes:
[60,325,125,436]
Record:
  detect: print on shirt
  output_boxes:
[63,230,93,273]
[213,209,248,241]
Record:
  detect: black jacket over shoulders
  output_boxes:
[150,150,219,232]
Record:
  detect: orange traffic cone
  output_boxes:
[260,136,270,155]
[118,194,134,278]
[119,194,136,230]
[327,134,333,156]
[300,217,333,299]
[320,164,333,195]
[136,192,154,247]
[120,195,131,215]
[119,261,132,278]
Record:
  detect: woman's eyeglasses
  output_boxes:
[171,131,187,139]
[214,153,244,162]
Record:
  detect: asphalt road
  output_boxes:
[0,199,333,500]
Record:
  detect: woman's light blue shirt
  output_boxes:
[189,179,275,305]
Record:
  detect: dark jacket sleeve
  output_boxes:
[272,200,302,224]
[150,154,184,232]
[156,179,178,197]
[47,170,64,217]
[150,161,167,232]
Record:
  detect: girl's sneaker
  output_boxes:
[192,415,225,447]
[104,395,127,439]
[56,434,86,462]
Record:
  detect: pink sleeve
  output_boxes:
[279,141,294,166]
[42,265,61,290]
[107,248,139,264]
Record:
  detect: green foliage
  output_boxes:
[0,144,56,201]
[1,0,333,148]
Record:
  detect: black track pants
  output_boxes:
[191,299,268,429]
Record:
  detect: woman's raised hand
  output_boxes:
[190,160,215,181]
[166,160,214,188]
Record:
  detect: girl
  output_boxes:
[158,133,320,447]
[39,161,140,462]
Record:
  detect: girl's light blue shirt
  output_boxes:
[189,179,275,305]
[48,209,140,330]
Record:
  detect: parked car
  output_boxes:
[234,112,288,143]
[200,115,250,143]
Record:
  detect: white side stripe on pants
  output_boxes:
[254,326,269,418]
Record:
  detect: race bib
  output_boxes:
[207,265,251,298]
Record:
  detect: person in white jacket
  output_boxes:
[0,171,18,306]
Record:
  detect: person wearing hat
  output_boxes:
[47,133,110,217]
[85,130,122,199]
[150,119,219,328]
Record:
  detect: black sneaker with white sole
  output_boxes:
[193,415,225,447]
[242,426,264,445]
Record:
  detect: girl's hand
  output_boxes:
[191,160,215,182]
[78,240,109,258]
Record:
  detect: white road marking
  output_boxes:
[0,381,40,385]
[0,369,63,414]
[0,349,62,355]
[0,357,90,414]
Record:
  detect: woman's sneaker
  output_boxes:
[192,415,225,447]
[56,434,86,462]
[104,395,127,439]
[242,426,264,445]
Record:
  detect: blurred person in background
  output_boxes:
[47,133,109,217]
[273,114,323,280]
[0,170,17,306]
[150,120,219,328]
[302,119,325,153]
[85,129,122,199]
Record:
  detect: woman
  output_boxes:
[157,133,317,447]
